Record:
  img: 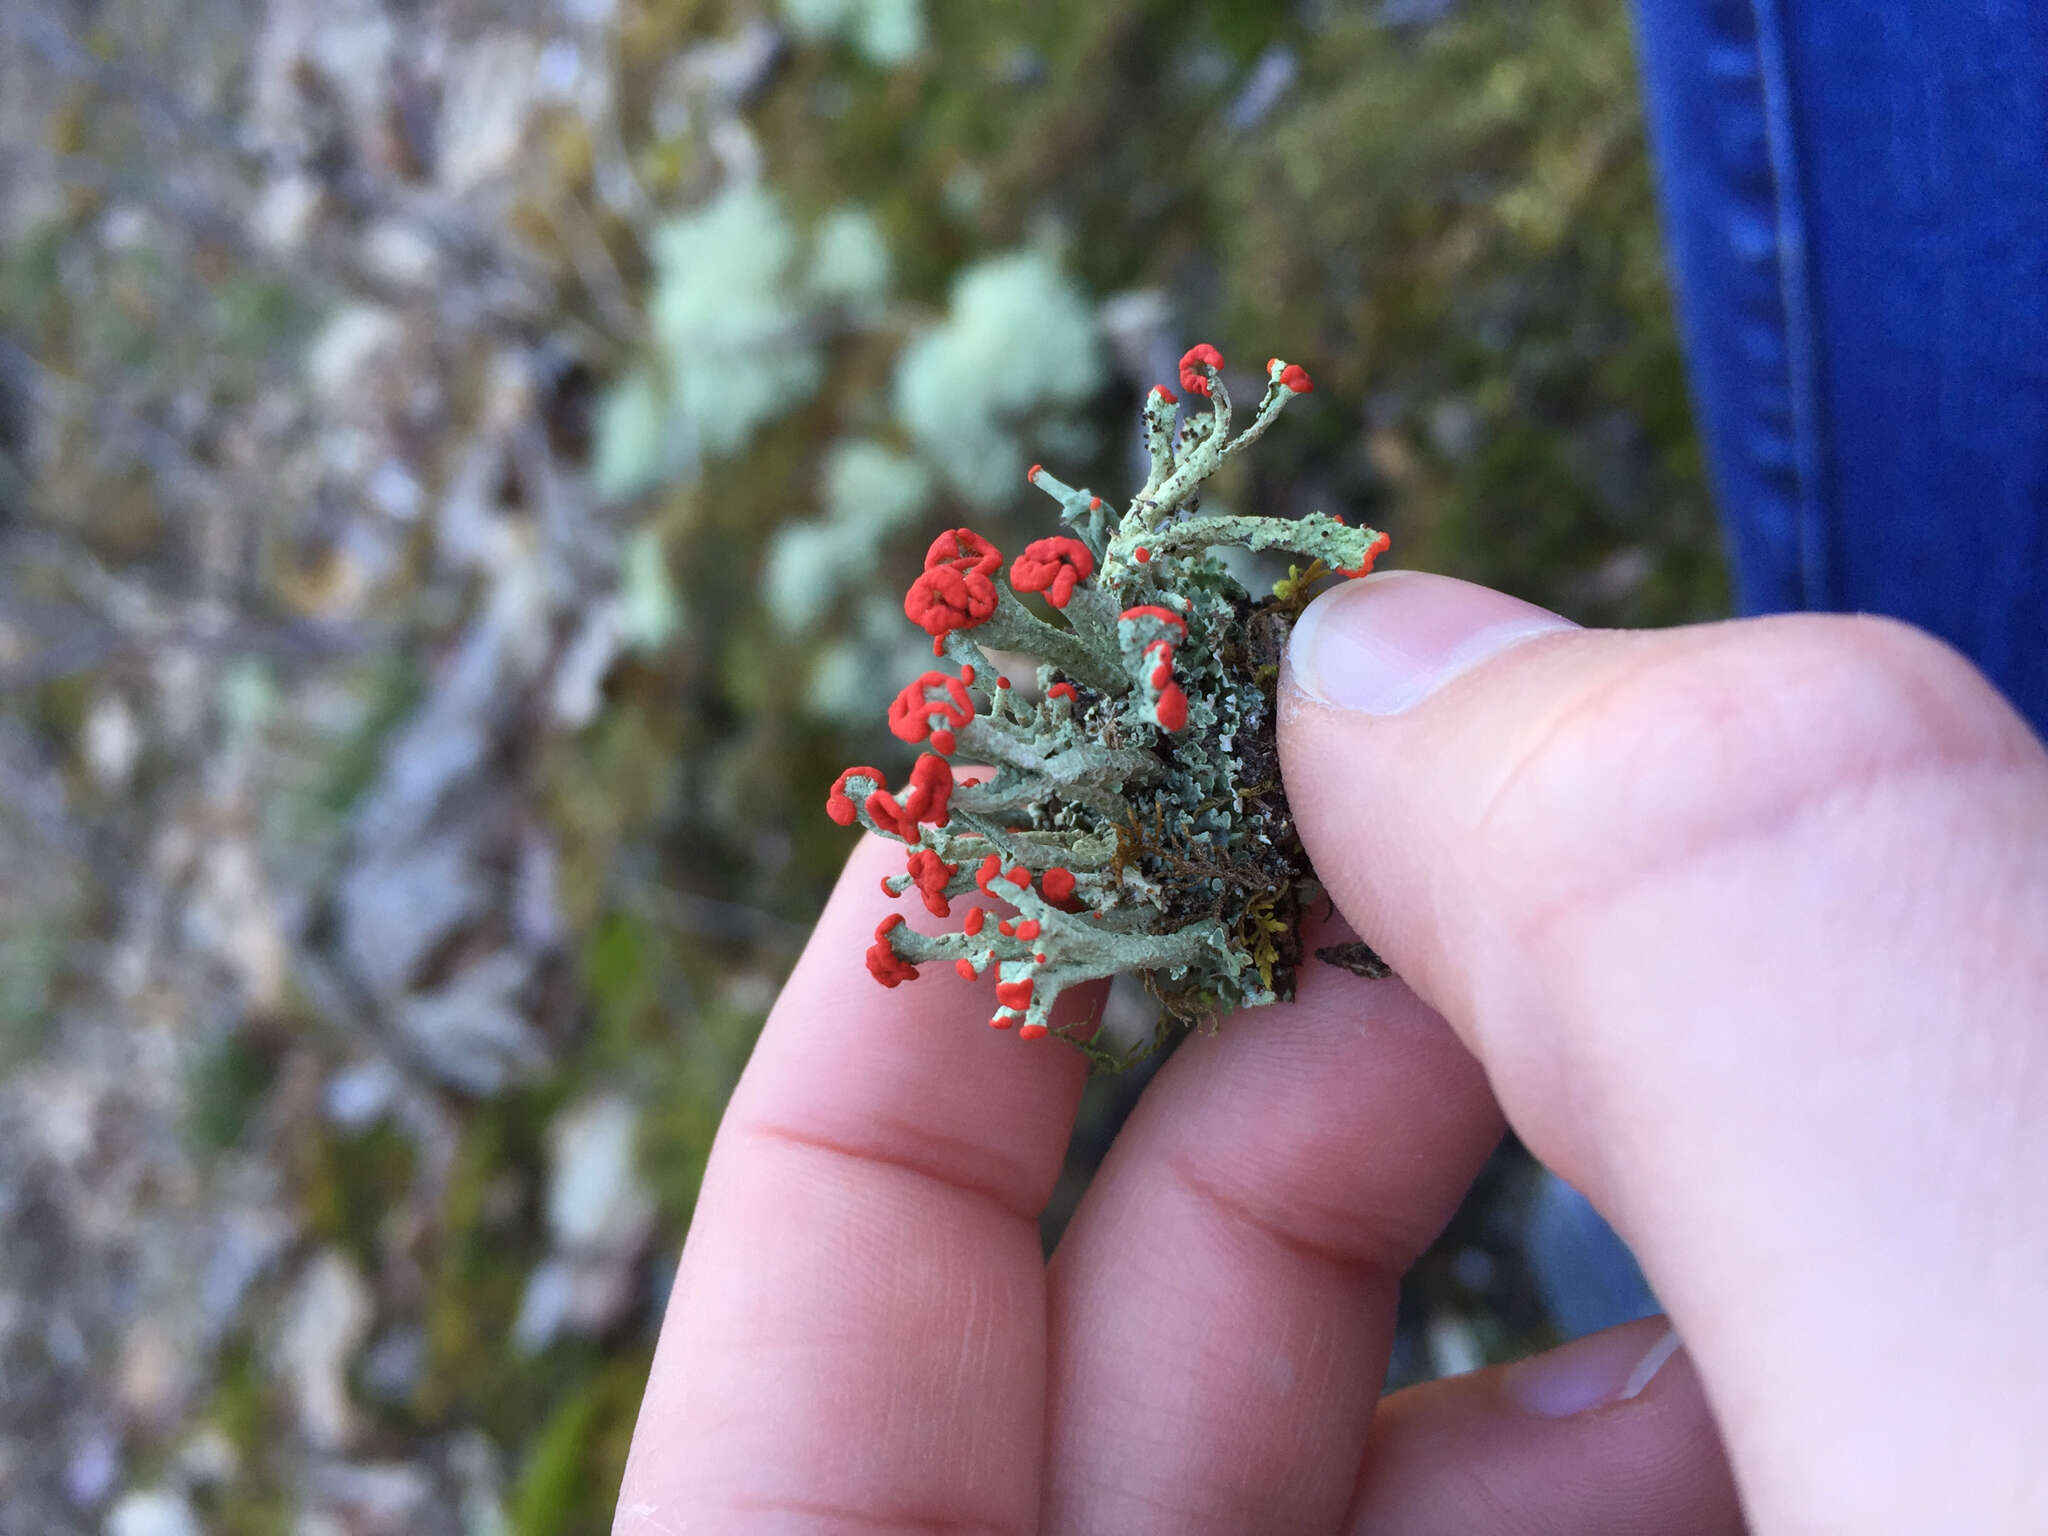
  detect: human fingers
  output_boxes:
[1279,571,2048,1530]
[1041,938,1503,1534]
[615,834,1094,1534]
[1346,1316,1741,1535]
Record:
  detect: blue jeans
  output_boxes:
[1631,0,2048,734]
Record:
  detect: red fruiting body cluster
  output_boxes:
[887,670,975,755]
[1151,385,1178,405]
[1121,606,1190,734]
[904,848,959,917]
[925,527,1001,576]
[906,529,1003,645]
[867,916,918,986]
[1278,363,1313,394]
[1179,343,1225,397]
[1039,867,1077,903]
[991,976,1035,1031]
[1146,646,1174,690]
[1339,529,1393,579]
[975,854,1033,896]
[1120,604,1186,636]
[1155,685,1189,733]
[1046,682,1078,705]
[826,765,887,827]
[1147,641,1189,732]
[905,566,996,640]
[863,754,954,841]
[1010,537,1096,608]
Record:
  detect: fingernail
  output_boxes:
[1504,1323,1684,1419]
[1287,571,1575,714]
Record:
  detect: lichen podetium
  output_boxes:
[826,346,1390,1066]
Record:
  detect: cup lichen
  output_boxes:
[828,345,1390,1064]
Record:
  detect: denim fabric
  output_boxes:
[1523,1171,1662,1340]
[1631,0,2048,734]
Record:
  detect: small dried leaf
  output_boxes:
[1315,940,1394,981]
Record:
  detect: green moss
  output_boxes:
[0,222,66,336]
[412,1088,604,1439]
[543,695,686,931]
[314,655,426,818]
[298,1120,417,1270]
[636,1007,755,1230]
[195,1335,295,1536]
[577,906,760,1230]
[33,672,95,747]
[506,1355,652,1536]
[184,1031,281,1154]
[211,1334,272,1455]
[212,275,310,361]
[583,912,659,1055]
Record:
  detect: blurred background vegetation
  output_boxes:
[0,0,1724,1530]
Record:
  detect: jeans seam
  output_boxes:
[1748,0,1833,609]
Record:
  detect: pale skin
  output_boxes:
[615,572,2048,1533]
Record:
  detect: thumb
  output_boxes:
[1278,570,2048,1531]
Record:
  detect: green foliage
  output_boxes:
[637,993,761,1228]
[823,439,933,533]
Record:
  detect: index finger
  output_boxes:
[616,834,1091,1533]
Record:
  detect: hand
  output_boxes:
[615,572,2048,1534]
